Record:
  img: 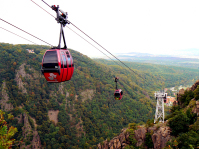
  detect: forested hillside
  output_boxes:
[0,43,199,148]
[95,59,199,88]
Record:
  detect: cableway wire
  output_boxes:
[2,0,153,87]
[1,26,116,83]
[1,27,124,107]
[69,22,149,82]
[1,26,151,95]
[68,24,155,87]
[30,0,55,18]
[30,0,123,67]
[66,26,122,67]
[0,18,53,47]
[0,27,37,44]
[37,0,154,87]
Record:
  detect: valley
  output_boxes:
[0,43,199,148]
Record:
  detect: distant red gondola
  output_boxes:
[114,89,123,100]
[114,77,123,100]
[164,95,167,103]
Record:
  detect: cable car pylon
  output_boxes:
[154,91,167,123]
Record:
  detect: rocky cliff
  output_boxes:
[97,123,171,149]
[0,81,13,111]
[20,113,42,149]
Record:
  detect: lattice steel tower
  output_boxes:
[154,91,167,123]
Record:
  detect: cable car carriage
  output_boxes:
[114,77,123,100]
[164,93,167,103]
[41,5,74,83]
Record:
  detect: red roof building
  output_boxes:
[166,96,177,106]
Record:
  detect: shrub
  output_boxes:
[168,110,189,136]
[177,130,199,149]
[145,132,153,148]
[178,90,194,107]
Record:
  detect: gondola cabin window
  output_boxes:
[43,51,58,69]
[61,51,67,68]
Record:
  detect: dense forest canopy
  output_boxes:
[0,43,199,148]
[95,58,199,88]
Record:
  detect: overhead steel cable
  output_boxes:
[68,21,153,86]
[36,0,146,80]
[68,24,155,87]
[0,27,37,44]
[66,26,122,67]
[30,0,55,18]
[0,18,53,46]
[69,22,142,76]
[30,0,122,67]
[0,25,116,84]
[30,0,154,87]
[72,55,115,77]
[2,22,153,90]
[41,0,52,9]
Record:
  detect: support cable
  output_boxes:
[16,0,154,87]
[66,26,122,67]
[69,22,154,86]
[0,18,53,46]
[30,0,122,67]
[36,0,147,82]
[1,26,150,94]
[1,25,116,83]
[69,22,139,74]
[30,0,55,18]
[41,0,52,9]
[0,27,37,44]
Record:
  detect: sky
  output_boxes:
[1,0,199,58]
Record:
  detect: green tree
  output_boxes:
[0,110,18,148]
[177,131,199,149]
[168,110,190,136]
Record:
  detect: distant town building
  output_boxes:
[170,87,177,92]
[178,85,183,90]
[165,96,177,106]
[26,49,35,53]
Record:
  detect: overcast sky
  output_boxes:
[1,0,199,58]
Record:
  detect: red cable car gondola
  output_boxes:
[114,77,123,100]
[41,5,74,83]
[164,94,167,103]
[41,49,74,82]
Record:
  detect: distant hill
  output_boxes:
[114,52,199,69]
[94,58,199,88]
[0,43,199,148]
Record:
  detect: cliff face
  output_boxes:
[20,113,42,149]
[97,128,129,149]
[0,82,13,111]
[196,101,199,116]
[190,80,199,91]
[151,126,171,149]
[98,124,171,149]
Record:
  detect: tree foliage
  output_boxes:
[166,85,199,149]
[0,110,18,148]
